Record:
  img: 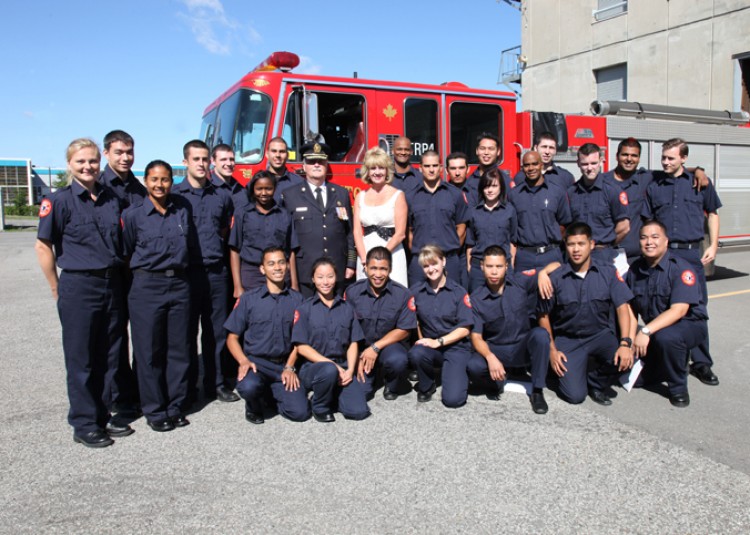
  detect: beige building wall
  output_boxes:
[520,0,750,113]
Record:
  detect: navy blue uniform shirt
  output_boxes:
[224,285,304,360]
[627,251,707,323]
[122,195,193,271]
[172,178,232,266]
[37,181,123,270]
[471,272,537,346]
[292,294,365,359]
[568,174,629,245]
[270,168,304,205]
[602,168,653,256]
[98,165,147,209]
[411,278,473,351]
[466,201,517,260]
[406,181,468,253]
[509,179,572,246]
[228,203,298,265]
[643,170,722,243]
[539,261,633,338]
[392,166,423,194]
[467,166,513,194]
[514,164,575,190]
[344,278,417,346]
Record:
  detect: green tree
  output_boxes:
[53,172,68,189]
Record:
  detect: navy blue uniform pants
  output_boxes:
[408,345,471,408]
[300,360,370,419]
[57,271,124,434]
[111,267,139,408]
[554,330,623,404]
[129,272,191,423]
[669,248,712,368]
[188,265,231,396]
[642,320,708,396]
[514,247,563,273]
[362,344,409,395]
[408,252,463,288]
[467,327,551,392]
[236,358,310,421]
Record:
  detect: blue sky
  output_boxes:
[0,0,520,169]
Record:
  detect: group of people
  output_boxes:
[36,128,721,448]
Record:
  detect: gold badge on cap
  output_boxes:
[313,143,321,154]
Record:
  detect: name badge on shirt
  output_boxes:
[295,206,308,213]
[336,207,349,221]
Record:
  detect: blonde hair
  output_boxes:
[418,244,445,267]
[65,138,101,185]
[360,146,395,185]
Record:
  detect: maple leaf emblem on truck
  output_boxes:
[383,104,397,121]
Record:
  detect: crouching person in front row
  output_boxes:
[224,247,310,424]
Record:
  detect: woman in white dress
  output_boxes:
[353,147,408,286]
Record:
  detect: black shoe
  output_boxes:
[383,386,398,401]
[690,365,719,386]
[588,389,612,406]
[530,392,549,414]
[245,409,265,424]
[408,370,419,382]
[73,429,114,448]
[148,419,175,432]
[215,385,241,402]
[485,389,501,401]
[111,402,142,418]
[313,412,335,423]
[417,384,437,403]
[172,415,190,427]
[105,420,134,438]
[669,392,690,408]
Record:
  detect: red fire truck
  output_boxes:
[199,51,750,244]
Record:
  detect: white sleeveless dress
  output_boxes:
[356,189,408,287]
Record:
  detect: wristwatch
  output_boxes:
[283,365,296,372]
[371,344,381,355]
[619,337,633,348]
[438,337,445,347]
[641,326,652,336]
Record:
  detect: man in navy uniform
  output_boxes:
[446,151,474,288]
[391,136,423,193]
[99,129,145,417]
[224,247,309,423]
[266,137,304,205]
[538,222,634,406]
[210,143,245,208]
[513,132,575,189]
[627,220,708,407]
[643,138,721,386]
[466,133,512,193]
[174,140,239,403]
[569,142,630,265]
[283,142,356,297]
[509,151,572,271]
[468,246,550,414]
[344,247,417,400]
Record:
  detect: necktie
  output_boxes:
[315,186,324,210]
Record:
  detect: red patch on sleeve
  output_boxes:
[510,180,516,189]
[407,296,416,312]
[521,268,537,277]
[39,199,52,218]
[293,310,300,324]
[119,217,124,229]
[619,191,629,206]
[681,270,696,286]
[233,298,240,310]
[616,270,625,283]
[463,294,472,308]
[462,191,468,205]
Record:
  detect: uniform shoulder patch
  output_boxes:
[407,296,416,312]
[616,270,625,283]
[233,298,240,310]
[463,294,472,308]
[120,217,124,229]
[509,180,516,189]
[293,309,300,324]
[462,191,468,205]
[681,270,696,286]
[521,268,537,276]
[39,199,52,218]
[619,191,629,206]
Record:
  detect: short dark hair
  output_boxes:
[482,245,507,260]
[247,170,277,204]
[261,246,286,263]
[211,143,233,159]
[577,143,601,158]
[366,246,392,266]
[663,138,689,157]
[640,218,668,236]
[183,139,210,159]
[420,150,440,164]
[478,167,507,203]
[144,160,173,181]
[311,257,338,279]
[445,152,468,166]
[617,137,641,155]
[476,132,499,147]
[565,221,593,240]
[103,130,134,150]
[267,137,287,149]
[534,131,557,147]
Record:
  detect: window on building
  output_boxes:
[594,0,627,22]
[449,102,503,165]
[595,63,628,101]
[404,99,439,162]
[740,57,750,114]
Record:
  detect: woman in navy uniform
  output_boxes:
[228,171,298,296]
[122,160,194,432]
[36,138,129,448]
[408,245,473,408]
[465,168,517,292]
[292,258,370,422]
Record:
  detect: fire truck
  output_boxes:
[199,51,750,245]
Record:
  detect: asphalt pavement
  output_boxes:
[1,230,749,534]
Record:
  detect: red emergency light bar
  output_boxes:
[251,51,300,73]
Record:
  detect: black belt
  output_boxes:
[194,263,225,273]
[363,225,395,241]
[670,241,702,250]
[65,268,117,278]
[518,244,559,254]
[134,268,185,278]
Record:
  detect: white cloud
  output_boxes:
[177,0,260,55]
[297,56,322,75]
